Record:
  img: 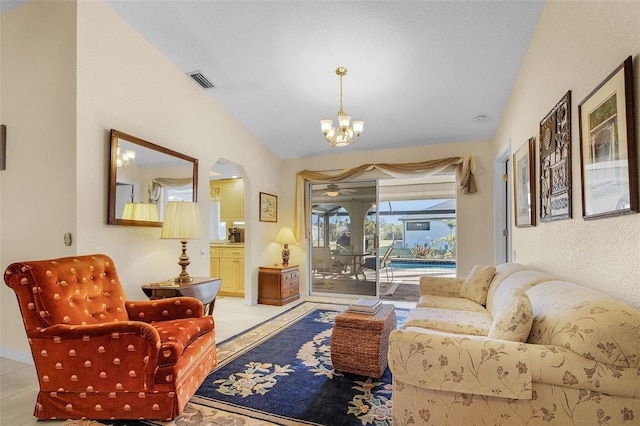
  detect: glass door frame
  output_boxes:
[308,179,380,299]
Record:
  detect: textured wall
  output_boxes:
[494,1,640,308]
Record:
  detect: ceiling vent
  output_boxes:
[187,71,215,89]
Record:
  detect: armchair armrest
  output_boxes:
[419,276,465,297]
[389,327,532,399]
[27,321,161,392]
[126,297,204,323]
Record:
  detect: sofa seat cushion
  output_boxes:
[460,265,496,305]
[417,295,487,313]
[487,289,533,342]
[404,307,492,336]
[527,281,640,368]
[153,316,215,366]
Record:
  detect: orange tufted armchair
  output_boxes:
[3,254,217,421]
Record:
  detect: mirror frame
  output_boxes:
[108,129,199,227]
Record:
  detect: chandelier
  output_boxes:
[116,143,136,168]
[320,67,364,147]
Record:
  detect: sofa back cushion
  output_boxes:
[485,263,529,313]
[527,281,640,368]
[488,269,555,318]
[487,289,533,342]
[460,265,496,305]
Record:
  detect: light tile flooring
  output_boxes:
[0,296,413,425]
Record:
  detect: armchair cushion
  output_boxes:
[487,288,533,342]
[460,265,496,305]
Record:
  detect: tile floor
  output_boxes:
[0,296,412,425]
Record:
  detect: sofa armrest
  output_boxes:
[27,321,161,392]
[419,276,465,297]
[389,327,532,399]
[126,297,204,322]
[528,344,640,398]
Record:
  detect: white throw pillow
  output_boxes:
[460,265,496,305]
[488,288,534,342]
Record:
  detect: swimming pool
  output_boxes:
[389,259,456,269]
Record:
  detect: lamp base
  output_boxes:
[174,239,193,284]
[281,244,290,266]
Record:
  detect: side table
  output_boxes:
[258,264,299,306]
[141,277,222,315]
[330,303,396,377]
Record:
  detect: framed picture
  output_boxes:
[540,91,572,222]
[579,56,637,219]
[0,124,5,170]
[259,192,278,222]
[513,137,536,227]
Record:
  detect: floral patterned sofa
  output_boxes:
[388,263,640,425]
[4,254,218,420]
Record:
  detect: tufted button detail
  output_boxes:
[123,404,131,411]
[99,371,108,379]
[84,360,92,368]
[113,358,121,365]
[95,404,102,411]
[40,350,48,357]
[115,383,123,390]
[68,349,77,356]
[55,363,62,369]
[86,385,94,392]
[65,403,73,411]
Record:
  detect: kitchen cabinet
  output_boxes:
[210,246,220,278]
[219,179,244,222]
[211,246,244,297]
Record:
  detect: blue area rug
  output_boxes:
[90,301,407,426]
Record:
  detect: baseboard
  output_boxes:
[0,346,34,365]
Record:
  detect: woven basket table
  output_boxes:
[330,303,397,378]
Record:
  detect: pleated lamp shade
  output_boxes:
[122,203,160,222]
[161,202,202,240]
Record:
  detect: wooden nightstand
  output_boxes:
[258,265,299,306]
[141,277,221,315]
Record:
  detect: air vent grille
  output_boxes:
[187,71,215,89]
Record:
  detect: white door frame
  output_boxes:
[493,142,512,264]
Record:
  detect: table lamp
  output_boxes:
[161,201,202,283]
[122,202,160,222]
[274,226,296,266]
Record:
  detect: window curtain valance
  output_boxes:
[149,178,193,203]
[294,155,477,243]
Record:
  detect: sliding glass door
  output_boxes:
[309,180,379,298]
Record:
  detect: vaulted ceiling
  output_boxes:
[103,1,545,159]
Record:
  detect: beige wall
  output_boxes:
[494,1,640,309]
[0,0,78,359]
[1,1,283,358]
[282,139,495,287]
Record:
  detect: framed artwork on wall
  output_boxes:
[259,192,278,222]
[579,56,638,219]
[513,137,536,227]
[539,91,572,222]
[0,124,6,171]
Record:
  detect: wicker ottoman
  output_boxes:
[330,303,397,377]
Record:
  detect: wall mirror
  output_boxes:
[108,129,198,226]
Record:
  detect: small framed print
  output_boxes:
[259,192,277,222]
[579,56,638,219]
[513,137,536,227]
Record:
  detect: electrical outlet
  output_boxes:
[200,248,207,258]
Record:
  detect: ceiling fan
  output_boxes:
[318,183,357,197]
